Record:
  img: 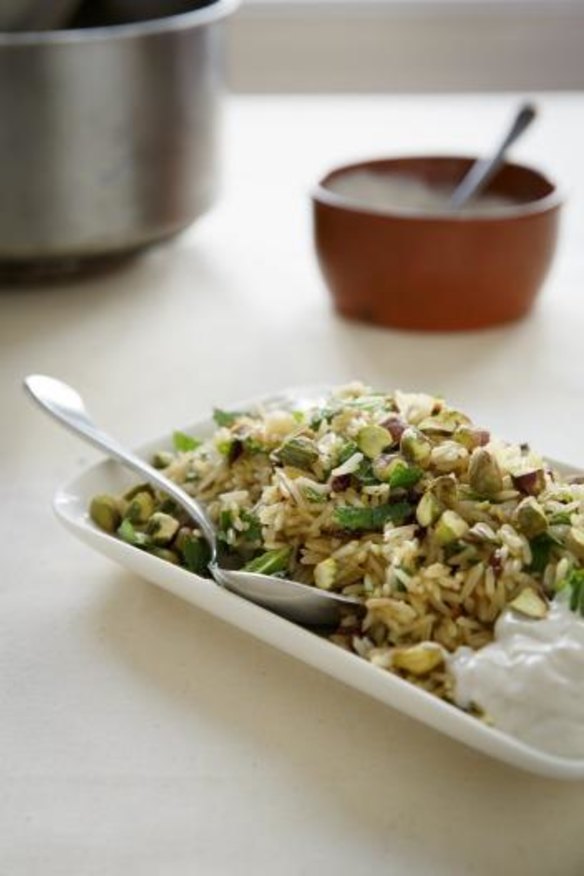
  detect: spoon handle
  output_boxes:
[449,102,537,210]
[23,374,218,551]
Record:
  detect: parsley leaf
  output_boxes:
[172,430,202,453]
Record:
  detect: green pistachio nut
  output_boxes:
[151,450,174,470]
[452,425,490,450]
[567,527,584,561]
[400,427,432,467]
[430,474,458,507]
[314,557,337,590]
[357,424,392,459]
[434,510,469,545]
[416,491,443,527]
[468,448,503,497]
[89,494,121,533]
[123,482,155,501]
[149,547,180,564]
[513,497,548,538]
[273,437,319,471]
[146,511,180,545]
[125,490,156,524]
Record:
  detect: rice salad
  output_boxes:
[89,383,584,707]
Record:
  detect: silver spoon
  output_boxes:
[23,375,360,626]
[449,102,537,210]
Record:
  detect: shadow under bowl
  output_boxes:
[312,156,562,332]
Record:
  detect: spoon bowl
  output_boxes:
[23,375,360,626]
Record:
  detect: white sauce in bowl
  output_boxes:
[449,596,584,758]
[326,170,520,216]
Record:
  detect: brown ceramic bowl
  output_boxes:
[312,156,562,331]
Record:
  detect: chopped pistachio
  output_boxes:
[509,588,548,619]
[435,510,469,545]
[372,455,422,488]
[511,468,546,496]
[89,494,121,533]
[149,547,180,564]
[416,491,443,527]
[513,497,548,538]
[392,644,444,676]
[468,448,503,497]
[357,424,392,459]
[465,522,499,544]
[429,441,469,474]
[314,558,337,590]
[430,474,458,507]
[567,527,584,561]
[125,490,156,524]
[452,425,490,449]
[372,453,397,482]
[146,512,180,545]
[273,437,319,471]
[151,450,174,469]
[380,415,407,444]
[418,417,455,435]
[123,482,155,501]
[400,427,432,467]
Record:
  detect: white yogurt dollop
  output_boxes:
[449,596,584,758]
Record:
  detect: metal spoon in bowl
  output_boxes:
[449,102,537,210]
[23,375,360,626]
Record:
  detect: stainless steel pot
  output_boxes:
[0,0,238,269]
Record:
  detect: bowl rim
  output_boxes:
[312,154,563,223]
[0,0,239,44]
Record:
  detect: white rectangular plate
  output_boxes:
[54,388,584,780]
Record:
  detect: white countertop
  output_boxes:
[2,94,584,875]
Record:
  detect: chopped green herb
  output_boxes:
[243,436,266,454]
[243,547,292,575]
[213,408,243,427]
[337,441,359,465]
[389,462,423,490]
[240,510,262,543]
[303,486,328,503]
[117,518,151,548]
[182,536,211,576]
[309,407,336,430]
[549,511,572,526]
[354,458,378,486]
[172,430,202,453]
[528,533,558,573]
[217,438,234,456]
[217,509,233,542]
[291,410,305,423]
[562,569,584,616]
[333,501,412,531]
